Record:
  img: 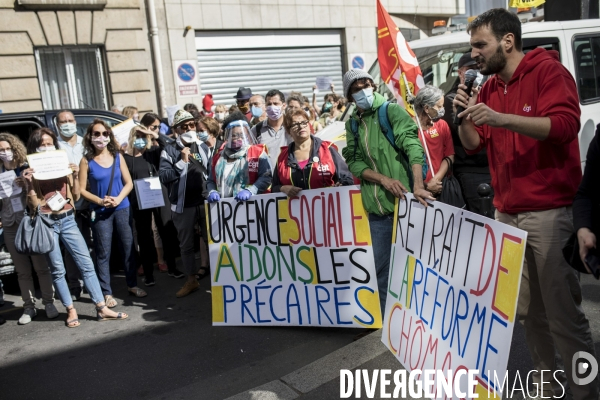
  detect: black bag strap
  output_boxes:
[443,157,454,177]
[255,121,264,139]
[106,154,117,197]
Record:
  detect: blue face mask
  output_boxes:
[133,138,147,149]
[198,131,210,142]
[352,87,374,110]
[251,106,263,118]
[323,102,333,112]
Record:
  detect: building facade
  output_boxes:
[0,0,464,115]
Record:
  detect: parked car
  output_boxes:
[0,109,127,145]
[319,19,600,165]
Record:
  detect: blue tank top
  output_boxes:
[88,154,130,213]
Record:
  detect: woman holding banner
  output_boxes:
[272,109,354,197]
[23,128,128,327]
[206,112,272,203]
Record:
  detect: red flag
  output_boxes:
[377,0,425,116]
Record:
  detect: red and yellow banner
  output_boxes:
[377,0,425,116]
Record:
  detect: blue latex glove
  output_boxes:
[207,191,221,203]
[234,189,252,202]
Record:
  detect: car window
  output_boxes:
[53,114,123,137]
[573,35,600,104]
[522,37,561,58]
[414,45,473,95]
[0,120,43,146]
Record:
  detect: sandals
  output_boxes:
[96,305,128,321]
[128,287,147,298]
[195,266,210,281]
[104,295,117,308]
[65,306,80,328]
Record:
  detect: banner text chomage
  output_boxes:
[383,195,527,398]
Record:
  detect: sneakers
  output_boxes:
[45,303,59,319]
[18,308,37,325]
[176,279,199,298]
[143,277,155,287]
[169,269,185,279]
[158,263,168,273]
[137,266,144,276]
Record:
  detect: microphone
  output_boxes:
[454,69,479,126]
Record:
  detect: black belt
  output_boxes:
[43,209,74,220]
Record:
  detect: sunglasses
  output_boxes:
[149,124,160,131]
[92,131,110,137]
[179,122,196,130]
[135,131,147,139]
[290,121,309,131]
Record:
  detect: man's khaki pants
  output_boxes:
[497,207,598,399]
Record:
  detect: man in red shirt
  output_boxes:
[454,8,597,399]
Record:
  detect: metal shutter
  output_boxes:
[197,46,344,104]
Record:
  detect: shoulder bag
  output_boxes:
[15,205,55,255]
[438,157,466,209]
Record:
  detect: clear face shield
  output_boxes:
[224,120,256,151]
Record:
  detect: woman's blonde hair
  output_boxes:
[127,126,152,151]
[0,132,28,166]
[122,106,138,119]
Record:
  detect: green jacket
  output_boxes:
[342,92,423,216]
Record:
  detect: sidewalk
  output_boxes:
[225,330,417,400]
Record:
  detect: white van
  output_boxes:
[320,19,600,164]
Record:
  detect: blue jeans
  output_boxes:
[368,213,394,314]
[42,212,104,307]
[91,207,137,295]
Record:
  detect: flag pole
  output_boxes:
[401,73,435,177]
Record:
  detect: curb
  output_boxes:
[225,329,388,400]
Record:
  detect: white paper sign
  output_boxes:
[134,177,165,210]
[167,105,180,127]
[381,194,528,398]
[26,150,72,180]
[0,170,22,198]
[315,76,333,91]
[111,118,137,147]
[10,196,23,212]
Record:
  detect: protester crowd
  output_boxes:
[0,7,598,398]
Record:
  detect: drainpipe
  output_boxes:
[147,0,167,117]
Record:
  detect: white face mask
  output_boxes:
[92,137,110,149]
[0,150,13,162]
[180,131,197,145]
[59,122,77,138]
[37,146,55,152]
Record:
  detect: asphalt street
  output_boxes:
[1,267,599,400]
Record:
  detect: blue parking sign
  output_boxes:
[351,55,365,70]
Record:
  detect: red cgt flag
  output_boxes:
[377,0,425,116]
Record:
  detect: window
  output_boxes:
[522,37,561,57]
[35,47,109,110]
[573,35,600,103]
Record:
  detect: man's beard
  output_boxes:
[478,45,507,75]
